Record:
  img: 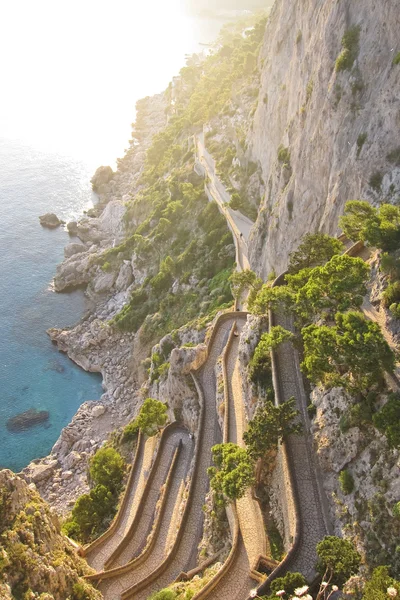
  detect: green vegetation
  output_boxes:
[243,397,301,462]
[335,25,361,72]
[277,145,291,166]
[268,572,307,598]
[363,566,400,600]
[302,311,394,392]
[387,147,400,166]
[287,232,344,274]
[340,200,400,251]
[229,269,263,306]
[248,326,294,395]
[0,472,101,599]
[105,18,270,341]
[339,469,355,495]
[369,171,383,192]
[208,443,255,502]
[63,447,126,543]
[129,398,168,438]
[316,535,361,586]
[373,393,400,449]
[393,52,400,66]
[357,132,368,157]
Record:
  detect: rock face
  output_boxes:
[39,213,65,228]
[0,469,101,600]
[248,0,400,277]
[6,408,49,432]
[90,165,114,192]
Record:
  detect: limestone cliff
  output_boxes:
[0,470,100,599]
[248,0,400,277]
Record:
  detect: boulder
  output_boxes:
[64,243,86,259]
[23,460,59,483]
[92,404,106,418]
[91,166,114,192]
[39,213,65,229]
[66,221,78,236]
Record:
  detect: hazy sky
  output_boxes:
[0,0,222,166]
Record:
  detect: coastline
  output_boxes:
[20,93,170,514]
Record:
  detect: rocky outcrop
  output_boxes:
[0,469,101,599]
[91,165,114,192]
[311,386,400,568]
[248,0,400,277]
[39,213,65,228]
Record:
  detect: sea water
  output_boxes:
[0,139,103,472]
[0,2,247,472]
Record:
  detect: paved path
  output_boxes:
[195,133,253,272]
[98,429,194,599]
[269,309,330,580]
[85,435,156,572]
[120,318,240,599]
[109,428,191,570]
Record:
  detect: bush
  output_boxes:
[383,281,400,307]
[373,393,400,449]
[339,469,355,494]
[369,171,383,192]
[277,145,291,165]
[389,303,400,319]
[270,572,307,597]
[90,447,125,493]
[335,26,361,72]
[393,52,400,66]
[149,590,177,600]
[387,147,400,166]
[356,133,367,157]
[393,501,400,519]
[316,536,361,586]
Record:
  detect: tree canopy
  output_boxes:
[301,312,395,392]
[288,233,344,274]
[339,200,400,251]
[132,398,169,437]
[316,536,361,587]
[208,443,255,502]
[362,566,400,600]
[229,269,263,305]
[243,398,301,461]
[286,254,369,322]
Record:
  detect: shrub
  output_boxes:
[270,572,307,597]
[390,303,400,319]
[335,26,361,72]
[339,469,355,494]
[363,566,400,600]
[356,133,367,157]
[393,502,400,518]
[387,147,400,166]
[383,281,400,307]
[369,171,383,192]
[339,200,400,251]
[208,443,255,502]
[296,30,302,44]
[393,52,400,66]
[373,393,400,449]
[277,145,291,165]
[149,590,177,600]
[316,536,361,586]
[90,447,125,493]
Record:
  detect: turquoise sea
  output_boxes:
[0,139,103,472]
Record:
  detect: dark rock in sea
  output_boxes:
[39,213,65,229]
[45,359,65,373]
[7,408,50,433]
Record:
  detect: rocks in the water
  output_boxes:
[91,165,114,192]
[39,213,65,228]
[7,408,50,432]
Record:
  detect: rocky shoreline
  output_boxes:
[21,93,170,514]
